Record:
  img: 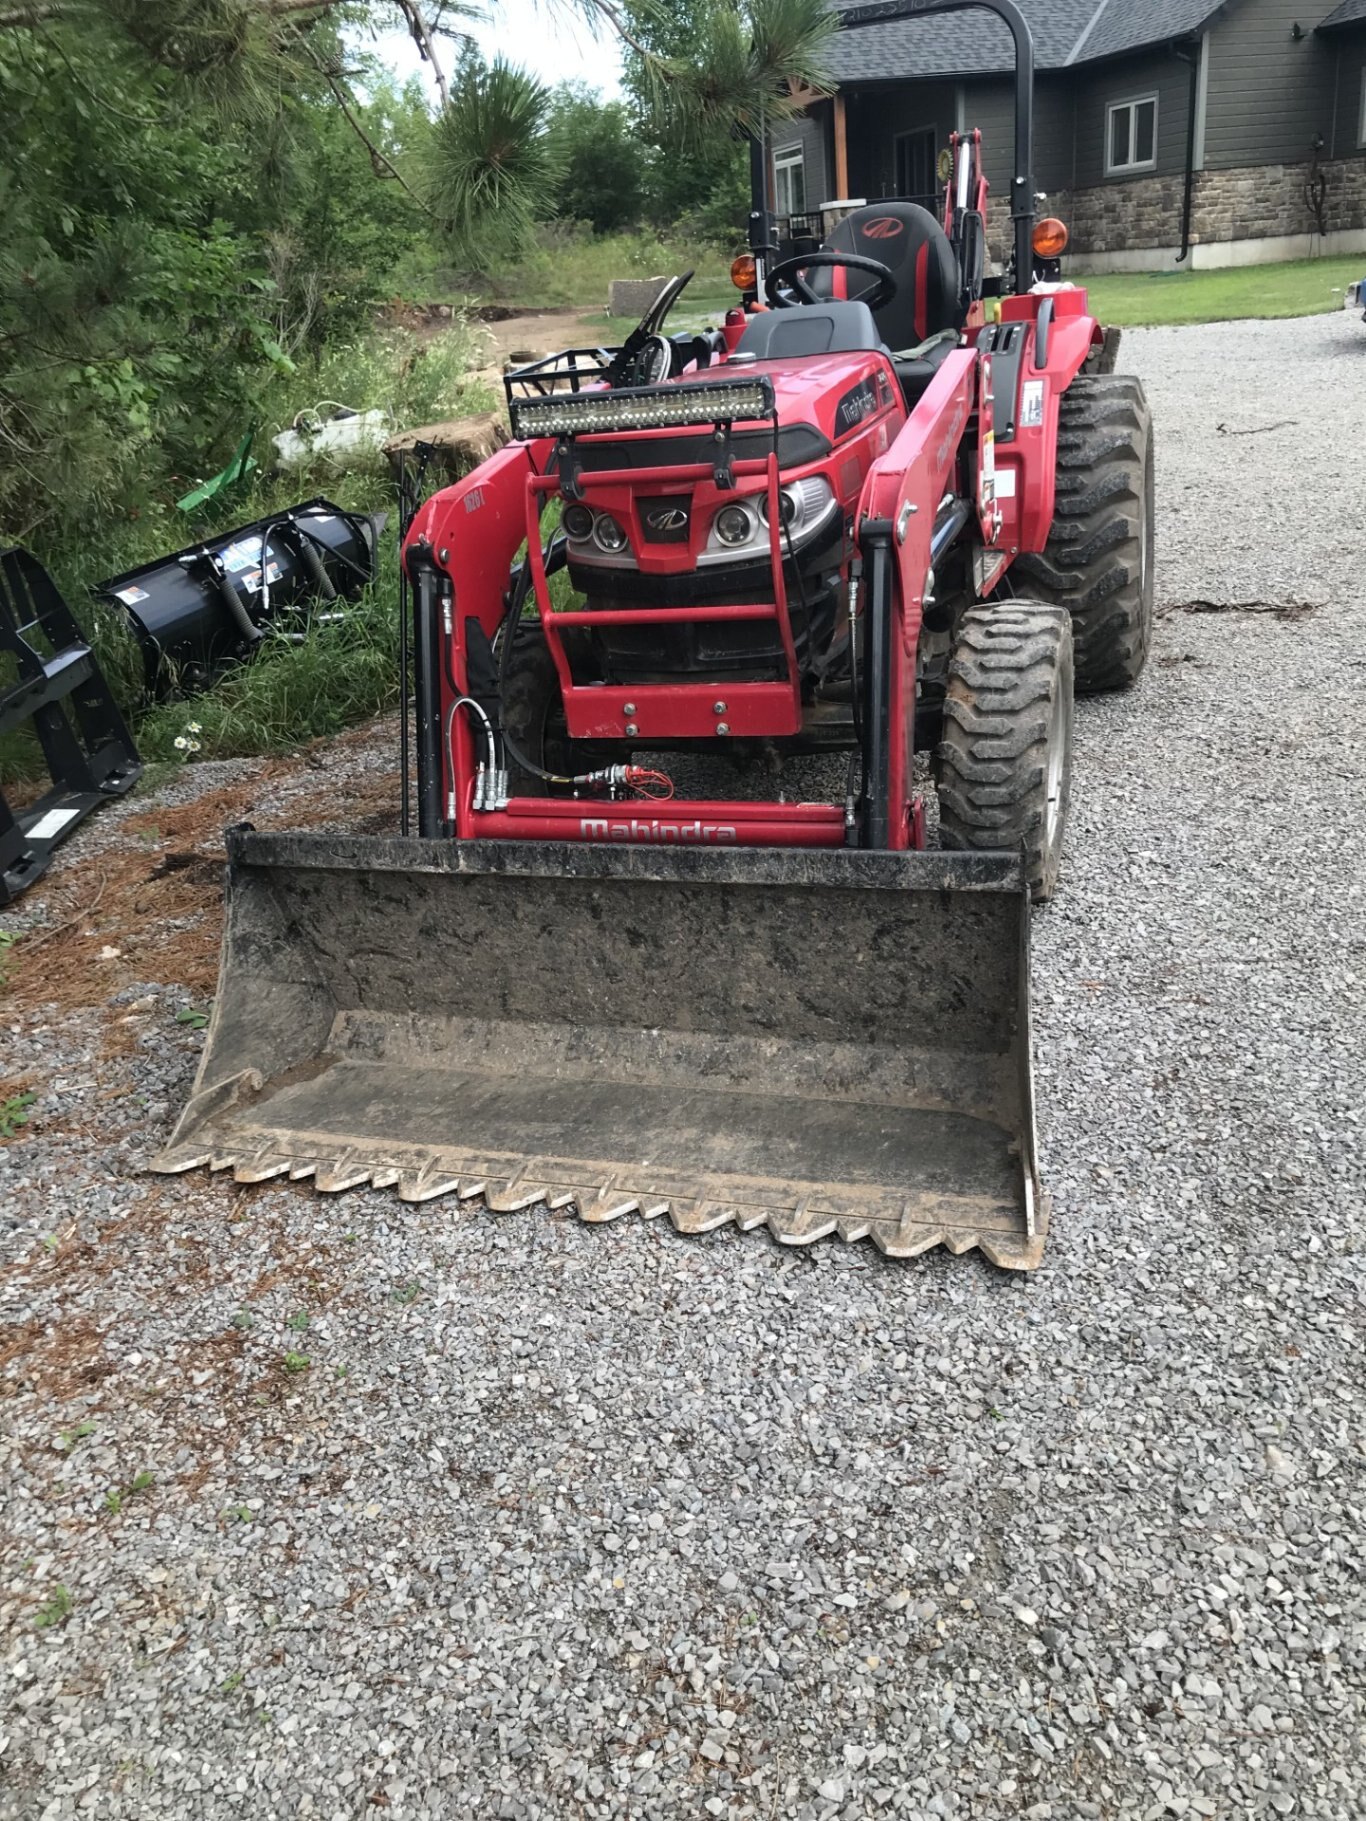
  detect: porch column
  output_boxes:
[833,93,850,197]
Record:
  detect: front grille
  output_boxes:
[638,496,692,544]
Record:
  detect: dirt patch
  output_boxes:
[1158,598,1321,622]
[482,308,614,365]
[5,725,400,1026]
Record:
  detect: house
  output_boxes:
[778,0,1366,270]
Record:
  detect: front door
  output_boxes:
[893,128,937,210]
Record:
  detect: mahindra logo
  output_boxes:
[646,507,688,531]
[862,216,905,240]
[581,817,738,845]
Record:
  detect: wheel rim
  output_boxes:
[1043,684,1068,857]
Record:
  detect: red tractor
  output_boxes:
[159,0,1154,1271]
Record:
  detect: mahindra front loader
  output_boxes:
[156,0,1155,1269]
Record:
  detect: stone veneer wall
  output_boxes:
[987,156,1366,262]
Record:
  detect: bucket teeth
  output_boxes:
[153,1148,212,1175]
[485,1169,552,1214]
[579,1187,641,1224]
[150,1146,1044,1270]
[672,1200,745,1235]
[232,1153,294,1185]
[396,1171,463,1204]
[315,1161,374,1194]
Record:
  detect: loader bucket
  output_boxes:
[155,832,1048,1269]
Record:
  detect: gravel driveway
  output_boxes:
[3,309,1364,1821]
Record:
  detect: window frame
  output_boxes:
[1358,67,1366,149]
[1105,94,1159,177]
[773,145,806,218]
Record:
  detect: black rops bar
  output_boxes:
[836,0,1036,295]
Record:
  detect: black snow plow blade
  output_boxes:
[155,833,1047,1269]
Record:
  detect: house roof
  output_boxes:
[825,0,1227,84]
[1078,2,1228,61]
[1318,0,1366,29]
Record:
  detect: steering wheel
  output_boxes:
[765,250,897,314]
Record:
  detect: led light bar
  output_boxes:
[510,376,775,442]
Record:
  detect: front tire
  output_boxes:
[499,621,610,794]
[936,603,1074,903]
[1014,374,1154,695]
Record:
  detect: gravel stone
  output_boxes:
[2,310,1365,1819]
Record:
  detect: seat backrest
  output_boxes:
[814,202,966,352]
[734,300,882,361]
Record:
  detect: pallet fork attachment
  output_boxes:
[0,548,141,906]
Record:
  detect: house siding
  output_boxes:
[776,109,832,213]
[1203,0,1340,169]
[961,76,1075,203]
[1073,49,1195,189]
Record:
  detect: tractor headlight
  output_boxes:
[593,513,628,554]
[702,477,836,565]
[757,488,798,528]
[714,504,754,548]
[562,503,595,541]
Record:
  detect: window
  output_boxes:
[774,147,805,218]
[1106,96,1158,175]
[1359,67,1366,148]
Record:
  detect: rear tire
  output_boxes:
[1014,374,1154,694]
[936,603,1074,904]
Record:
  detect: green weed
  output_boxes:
[59,1420,95,1450]
[174,1006,211,1031]
[390,1282,421,1306]
[0,1091,35,1139]
[282,1351,311,1374]
[286,1309,310,1332]
[105,1470,159,1512]
[34,1585,74,1630]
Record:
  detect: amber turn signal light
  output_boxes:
[1032,218,1069,258]
[730,255,758,291]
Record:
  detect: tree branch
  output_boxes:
[0,0,349,28]
[0,3,65,25]
[392,0,449,110]
[581,0,670,71]
[313,54,428,208]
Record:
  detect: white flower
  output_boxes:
[174,736,188,750]
[187,739,202,753]
[187,720,202,734]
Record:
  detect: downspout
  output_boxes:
[1174,39,1201,263]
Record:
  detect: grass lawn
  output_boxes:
[1081,256,1363,326]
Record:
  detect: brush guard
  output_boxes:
[154,832,1047,1270]
[0,548,142,906]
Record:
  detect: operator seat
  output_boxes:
[814,202,967,405]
